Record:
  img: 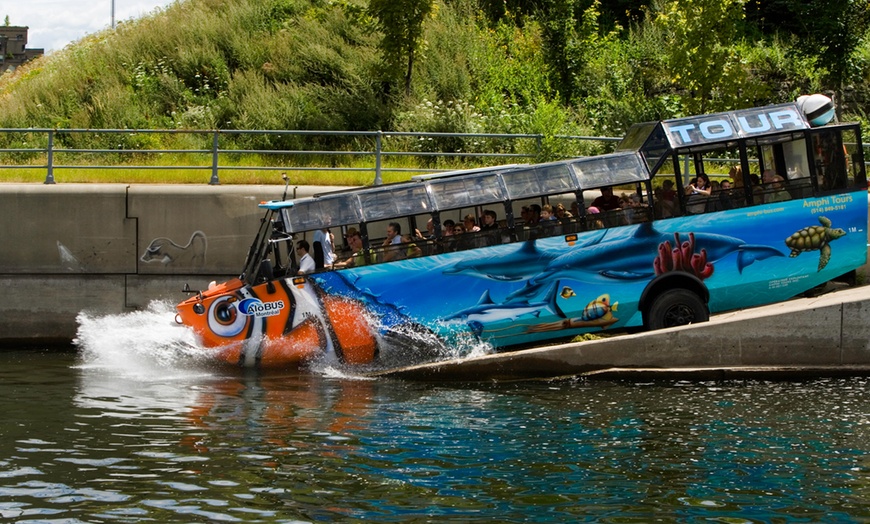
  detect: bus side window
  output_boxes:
[653,177,678,218]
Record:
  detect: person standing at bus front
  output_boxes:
[313,228,335,269]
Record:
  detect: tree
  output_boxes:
[368,0,436,97]
[655,0,747,114]
[541,0,617,104]
[746,0,870,90]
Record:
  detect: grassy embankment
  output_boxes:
[1,0,868,185]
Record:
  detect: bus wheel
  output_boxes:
[646,289,708,330]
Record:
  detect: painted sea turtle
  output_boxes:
[784,216,846,271]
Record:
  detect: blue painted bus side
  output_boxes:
[311,190,867,349]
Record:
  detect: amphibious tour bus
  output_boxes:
[176,95,867,369]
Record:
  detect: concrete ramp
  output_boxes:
[369,285,870,381]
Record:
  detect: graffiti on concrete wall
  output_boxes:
[140,231,207,267]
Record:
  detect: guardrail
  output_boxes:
[1,128,866,186]
[0,128,621,185]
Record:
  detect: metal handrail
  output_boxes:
[0,128,619,185]
[0,127,864,186]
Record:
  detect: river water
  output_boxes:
[1,302,869,523]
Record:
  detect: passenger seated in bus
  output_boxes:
[654,179,676,218]
[477,209,501,245]
[527,204,542,224]
[686,174,712,196]
[763,170,791,203]
[481,209,499,230]
[713,179,737,211]
[401,234,423,258]
[540,204,557,222]
[585,206,605,230]
[622,192,648,224]
[415,218,436,240]
[749,173,764,202]
[685,174,711,214]
[554,203,572,221]
[381,222,405,262]
[464,214,481,232]
[539,204,562,235]
[570,201,581,218]
[591,186,621,211]
[296,239,315,274]
[442,219,456,237]
[335,228,375,268]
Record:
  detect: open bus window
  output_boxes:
[812,127,866,192]
[844,128,868,188]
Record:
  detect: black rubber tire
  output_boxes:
[646,289,709,330]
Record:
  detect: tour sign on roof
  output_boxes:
[661,103,809,147]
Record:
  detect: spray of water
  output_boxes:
[308,308,495,377]
[74,299,494,380]
[73,300,219,380]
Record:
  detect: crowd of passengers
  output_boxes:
[293,190,653,273]
[290,166,807,273]
[659,165,801,218]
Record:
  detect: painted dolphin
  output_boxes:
[442,240,557,281]
[442,229,606,282]
[532,223,784,286]
[443,281,563,323]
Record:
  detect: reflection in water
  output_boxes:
[0,304,867,521]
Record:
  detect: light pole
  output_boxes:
[111,0,115,29]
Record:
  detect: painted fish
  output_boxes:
[524,293,620,333]
[580,294,618,321]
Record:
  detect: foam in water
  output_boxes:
[307,308,495,377]
[74,300,218,380]
[74,300,494,379]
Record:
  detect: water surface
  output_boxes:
[0,303,868,522]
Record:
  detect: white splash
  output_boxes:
[73,300,217,381]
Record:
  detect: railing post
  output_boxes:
[374,130,383,186]
[209,130,220,185]
[44,130,56,184]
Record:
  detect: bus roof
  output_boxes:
[267,100,837,233]
[273,152,650,232]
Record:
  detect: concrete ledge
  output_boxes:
[372,285,870,381]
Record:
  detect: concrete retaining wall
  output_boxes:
[1,184,868,350]
[0,183,339,344]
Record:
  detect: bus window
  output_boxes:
[653,174,679,218]
[812,129,850,191]
[782,138,814,199]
